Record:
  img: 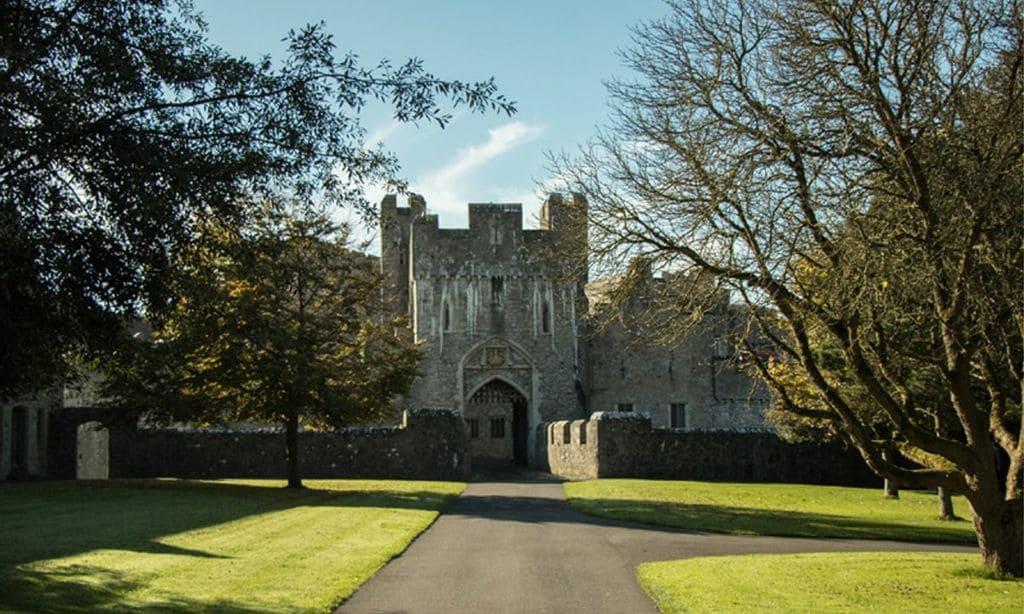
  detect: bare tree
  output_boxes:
[551,0,1022,576]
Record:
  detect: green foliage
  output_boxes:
[638,552,1023,614]
[101,203,420,484]
[0,479,464,612]
[175,206,412,426]
[0,0,514,400]
[565,480,975,543]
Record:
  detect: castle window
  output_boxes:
[490,276,503,304]
[490,417,506,438]
[443,301,451,331]
[36,408,45,453]
[616,403,634,413]
[541,301,551,333]
[467,418,479,438]
[670,403,687,429]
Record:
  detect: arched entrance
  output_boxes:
[464,379,529,465]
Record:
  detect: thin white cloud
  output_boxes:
[365,119,402,146]
[415,121,545,218]
[430,121,544,185]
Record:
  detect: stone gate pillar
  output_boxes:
[76,421,109,480]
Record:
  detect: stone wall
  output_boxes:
[1,393,57,479]
[382,195,590,466]
[586,274,771,432]
[543,412,877,486]
[76,421,109,479]
[49,408,469,481]
[398,200,588,427]
[47,406,132,479]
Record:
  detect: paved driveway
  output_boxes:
[337,465,976,613]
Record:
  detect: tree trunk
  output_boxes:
[286,408,302,489]
[884,479,899,498]
[967,492,1022,577]
[937,487,956,520]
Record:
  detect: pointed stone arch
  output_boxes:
[458,336,537,465]
[465,374,530,402]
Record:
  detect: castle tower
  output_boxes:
[379,193,426,316]
[539,193,588,285]
[384,194,590,466]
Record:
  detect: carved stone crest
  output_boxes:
[462,337,531,373]
[485,346,507,367]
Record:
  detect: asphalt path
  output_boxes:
[337,463,976,613]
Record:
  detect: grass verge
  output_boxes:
[637,552,1023,613]
[0,478,463,613]
[564,479,976,543]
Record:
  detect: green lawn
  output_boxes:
[638,552,1023,613]
[564,479,977,543]
[0,479,463,613]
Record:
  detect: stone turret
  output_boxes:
[539,193,588,285]
[380,193,427,316]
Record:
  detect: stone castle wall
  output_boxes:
[542,412,877,486]
[586,315,770,432]
[382,196,590,466]
[1,393,57,479]
[49,408,469,481]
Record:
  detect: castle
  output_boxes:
[0,193,772,481]
[380,193,769,466]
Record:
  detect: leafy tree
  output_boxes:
[765,317,960,515]
[551,0,1022,575]
[104,203,420,487]
[0,0,513,399]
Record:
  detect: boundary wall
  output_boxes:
[540,412,877,486]
[49,408,469,481]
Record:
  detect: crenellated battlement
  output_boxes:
[380,194,587,320]
[378,189,772,470]
[539,412,875,485]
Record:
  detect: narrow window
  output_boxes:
[490,417,506,438]
[616,402,634,413]
[443,301,451,331]
[670,403,688,429]
[541,301,551,333]
[37,408,46,454]
[490,276,503,304]
[467,418,479,438]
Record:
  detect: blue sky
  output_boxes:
[194,0,669,235]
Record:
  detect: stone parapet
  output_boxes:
[543,412,877,486]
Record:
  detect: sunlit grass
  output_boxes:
[0,479,463,612]
[638,552,1022,613]
[564,480,976,543]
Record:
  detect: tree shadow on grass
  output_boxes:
[0,479,460,613]
[0,479,457,567]
[566,497,977,544]
[0,564,271,614]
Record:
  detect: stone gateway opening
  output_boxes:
[464,379,529,465]
[10,406,28,476]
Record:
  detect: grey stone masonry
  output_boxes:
[382,195,589,467]
[1,393,54,479]
[380,193,774,469]
[543,412,876,486]
[50,409,469,481]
